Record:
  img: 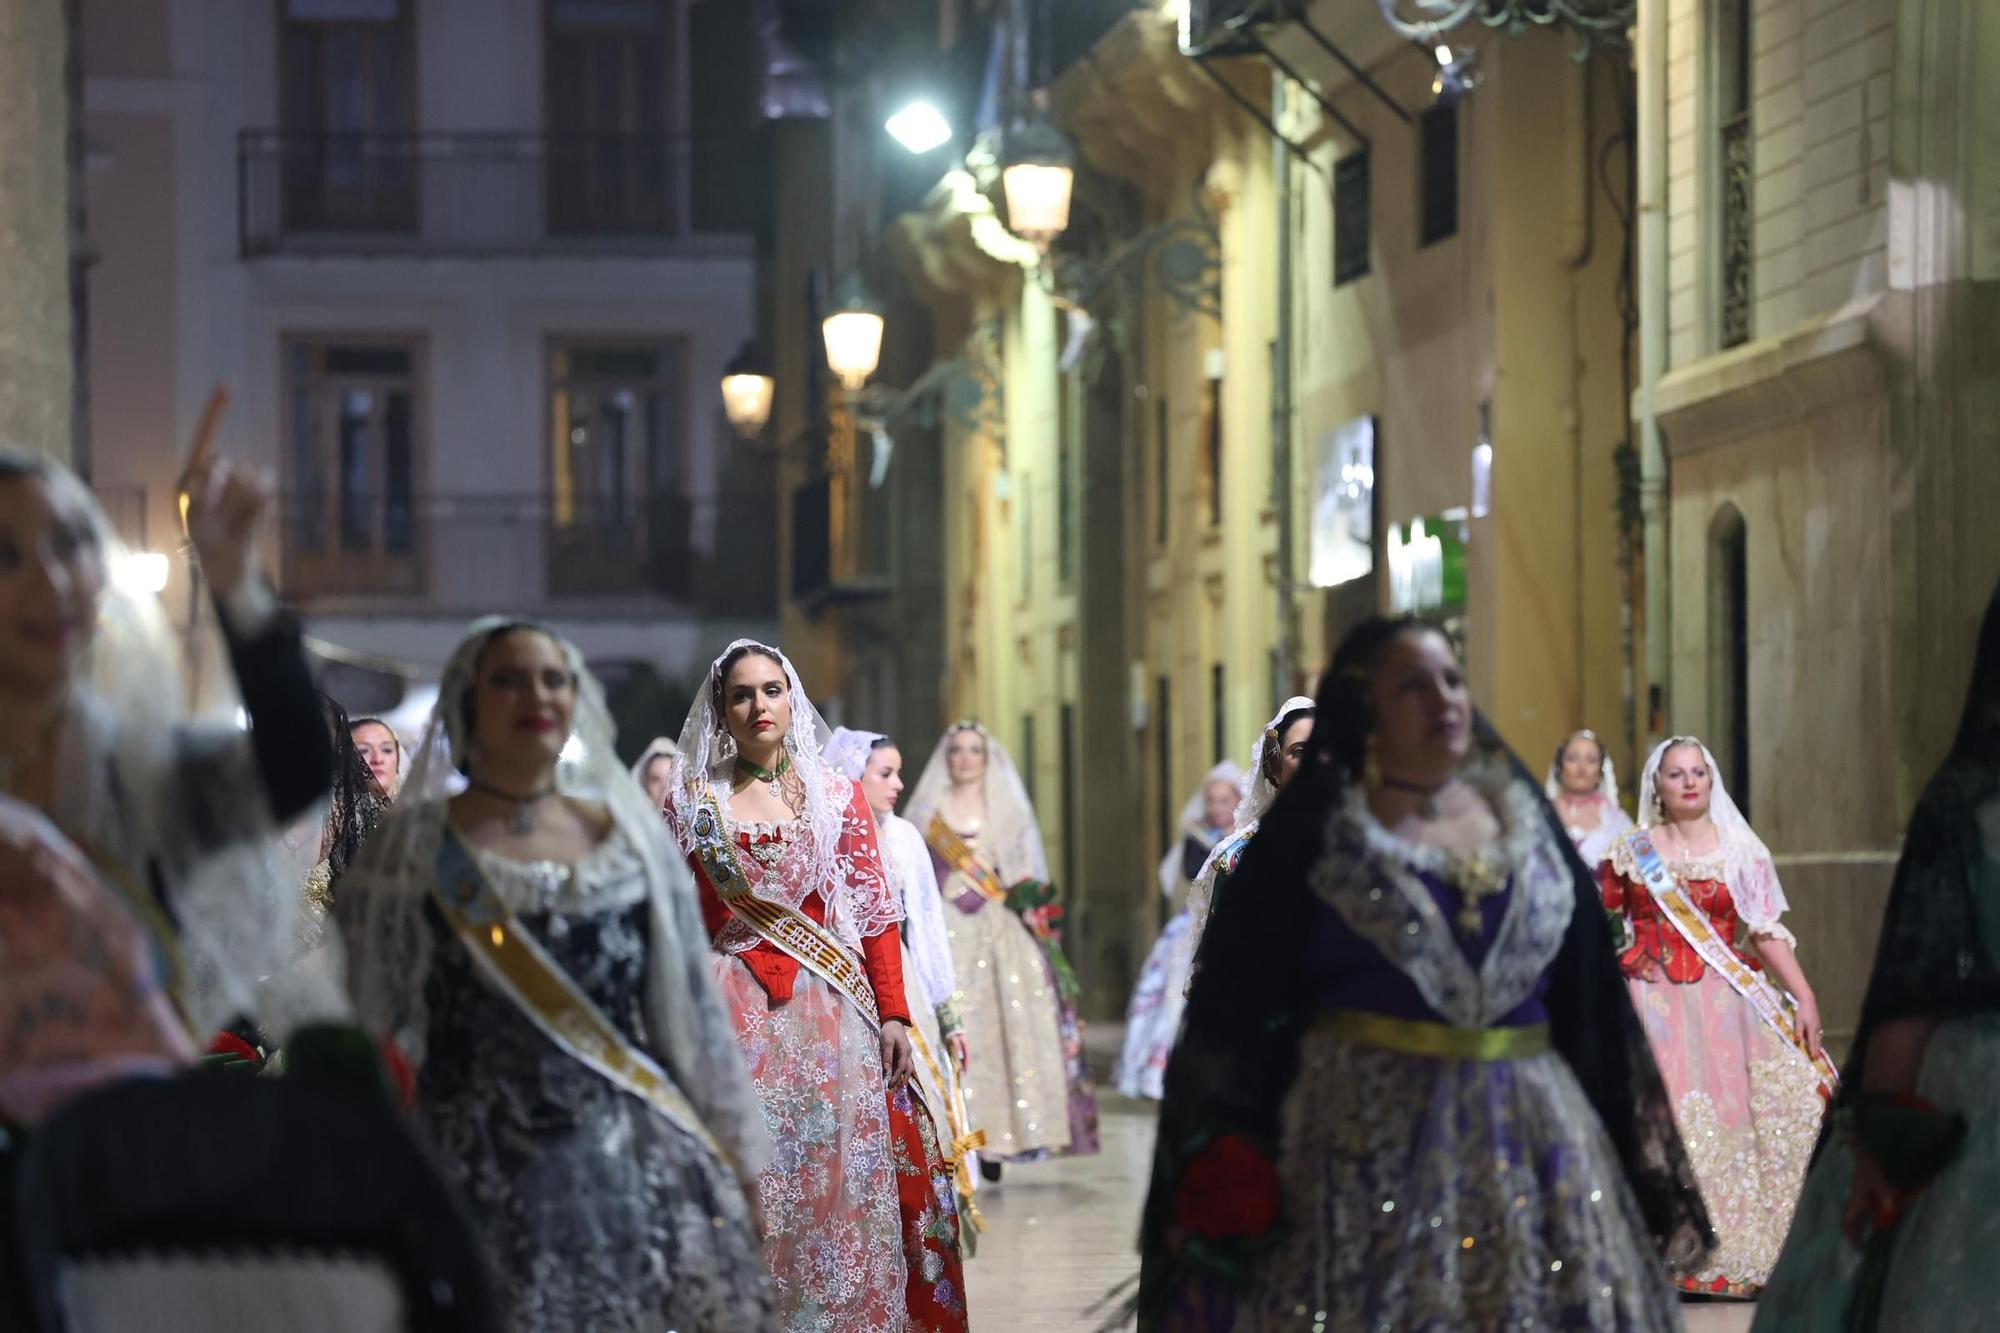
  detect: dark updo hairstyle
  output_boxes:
[1311,613,1451,780]
[455,621,575,776]
[709,642,788,733]
[1260,703,1318,784]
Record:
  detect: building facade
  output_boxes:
[788,0,1637,1015]
[1642,0,2000,1039]
[81,0,777,732]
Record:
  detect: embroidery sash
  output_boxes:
[924,815,1009,905]
[686,795,881,1032]
[1626,831,1840,1093]
[904,1015,988,1234]
[430,833,731,1166]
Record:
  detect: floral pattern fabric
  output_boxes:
[708,824,907,1333]
[413,844,772,1332]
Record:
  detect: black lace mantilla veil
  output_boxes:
[1840,580,2000,1096]
[1135,697,1715,1319]
[317,693,391,888]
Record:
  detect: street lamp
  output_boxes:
[885,99,953,155]
[821,275,885,392]
[719,341,775,440]
[1000,111,1075,254]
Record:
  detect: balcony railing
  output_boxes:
[238,131,747,258]
[276,491,777,619]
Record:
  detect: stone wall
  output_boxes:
[0,0,72,461]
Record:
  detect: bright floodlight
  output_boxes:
[886,101,952,155]
[112,550,171,596]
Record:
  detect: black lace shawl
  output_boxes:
[1135,715,1714,1321]
[317,695,391,890]
[1841,582,2000,1092]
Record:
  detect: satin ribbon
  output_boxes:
[1314,1009,1553,1061]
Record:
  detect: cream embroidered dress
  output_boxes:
[927,816,1075,1159]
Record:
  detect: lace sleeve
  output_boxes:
[1734,854,1793,941]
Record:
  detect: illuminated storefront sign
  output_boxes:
[1387,511,1468,613]
[1309,415,1376,588]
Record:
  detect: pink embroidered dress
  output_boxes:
[1599,814,1831,1295]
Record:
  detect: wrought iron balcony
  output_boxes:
[238,130,747,258]
[276,491,777,619]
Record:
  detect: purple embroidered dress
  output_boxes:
[1230,767,1682,1331]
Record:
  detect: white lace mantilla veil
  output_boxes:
[6,450,326,1038]
[628,736,679,790]
[664,640,901,948]
[822,727,885,785]
[901,721,1050,885]
[1544,728,1622,805]
[339,618,771,1176]
[1185,697,1316,940]
[1158,761,1247,901]
[1636,735,1790,934]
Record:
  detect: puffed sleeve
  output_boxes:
[1735,854,1797,946]
[839,787,911,1026]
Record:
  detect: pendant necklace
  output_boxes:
[735,753,791,801]
[470,778,558,835]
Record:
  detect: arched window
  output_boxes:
[1708,504,1750,817]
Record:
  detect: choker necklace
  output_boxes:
[735,753,792,801]
[1379,774,1447,818]
[469,778,559,835]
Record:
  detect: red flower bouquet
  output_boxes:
[1174,1134,1281,1242]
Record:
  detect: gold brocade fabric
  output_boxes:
[937,837,1072,1161]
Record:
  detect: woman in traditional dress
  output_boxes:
[1547,728,1632,870]
[0,440,332,1040]
[1754,581,2000,1331]
[294,693,391,951]
[826,726,985,1254]
[1184,698,1315,958]
[350,716,404,800]
[1115,762,1243,1100]
[339,620,774,1332]
[1600,736,1837,1297]
[904,722,1100,1167]
[1138,616,1711,1330]
[631,736,678,812]
[668,642,963,1333]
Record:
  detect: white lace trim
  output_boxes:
[465,830,649,916]
[1309,763,1574,1028]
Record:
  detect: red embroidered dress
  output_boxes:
[686,782,968,1333]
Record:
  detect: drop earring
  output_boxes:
[717,730,737,762]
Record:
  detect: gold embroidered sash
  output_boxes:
[686,795,881,1032]
[431,833,732,1168]
[904,1014,987,1233]
[1626,831,1840,1094]
[924,815,1009,905]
